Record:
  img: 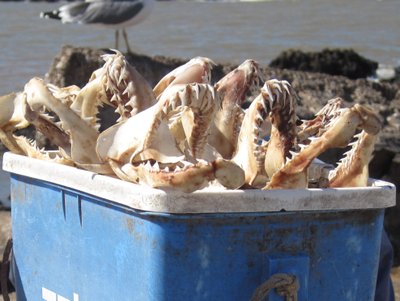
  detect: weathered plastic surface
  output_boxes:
[2,153,395,214]
[0,151,11,208]
[2,153,397,301]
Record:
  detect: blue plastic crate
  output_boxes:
[2,153,396,301]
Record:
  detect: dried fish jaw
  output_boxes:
[0,92,30,154]
[298,97,344,142]
[264,103,381,190]
[264,80,298,178]
[213,158,245,190]
[13,135,74,166]
[264,146,313,190]
[98,84,218,172]
[215,59,263,108]
[66,66,109,125]
[231,91,270,187]
[242,59,264,102]
[210,59,262,159]
[96,104,181,165]
[231,79,297,187]
[181,84,218,159]
[100,51,156,120]
[329,131,377,187]
[47,83,81,106]
[153,57,215,98]
[264,110,357,190]
[114,158,244,193]
[352,104,381,135]
[98,81,243,192]
[265,169,309,190]
[264,135,285,178]
[118,160,213,192]
[162,83,219,159]
[70,76,106,127]
[24,77,104,167]
[208,106,244,159]
[69,51,156,124]
[0,91,73,163]
[0,92,30,132]
[313,103,380,148]
[23,103,71,154]
[320,107,365,149]
[0,130,24,155]
[327,103,382,188]
[200,143,224,162]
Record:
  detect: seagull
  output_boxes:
[40,0,155,53]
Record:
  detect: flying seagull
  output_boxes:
[40,0,155,53]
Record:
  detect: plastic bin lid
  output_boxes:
[2,152,396,214]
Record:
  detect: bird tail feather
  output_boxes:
[40,10,61,20]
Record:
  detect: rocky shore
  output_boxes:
[1,47,399,297]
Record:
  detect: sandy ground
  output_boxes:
[393,267,400,300]
[0,294,15,301]
[0,152,11,209]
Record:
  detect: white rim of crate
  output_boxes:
[2,152,396,214]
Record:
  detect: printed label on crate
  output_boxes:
[42,287,79,301]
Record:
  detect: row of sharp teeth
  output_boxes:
[179,85,216,111]
[48,84,104,129]
[140,160,196,172]
[251,95,269,145]
[159,86,216,117]
[164,96,182,114]
[23,137,39,149]
[103,60,144,121]
[263,80,292,105]
[330,131,363,174]
[252,107,267,167]
[36,111,99,133]
[105,57,131,87]
[20,137,64,160]
[283,142,310,164]
[249,99,269,161]
[107,81,134,103]
[283,129,363,179]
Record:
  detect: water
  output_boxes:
[1,0,399,95]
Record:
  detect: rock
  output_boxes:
[45,45,232,89]
[2,45,400,264]
[269,48,379,79]
[45,46,105,88]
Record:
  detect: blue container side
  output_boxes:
[10,174,384,301]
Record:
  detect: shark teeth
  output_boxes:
[123,82,134,97]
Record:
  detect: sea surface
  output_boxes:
[0,0,399,95]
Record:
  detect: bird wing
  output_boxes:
[59,1,145,25]
[58,2,93,23]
